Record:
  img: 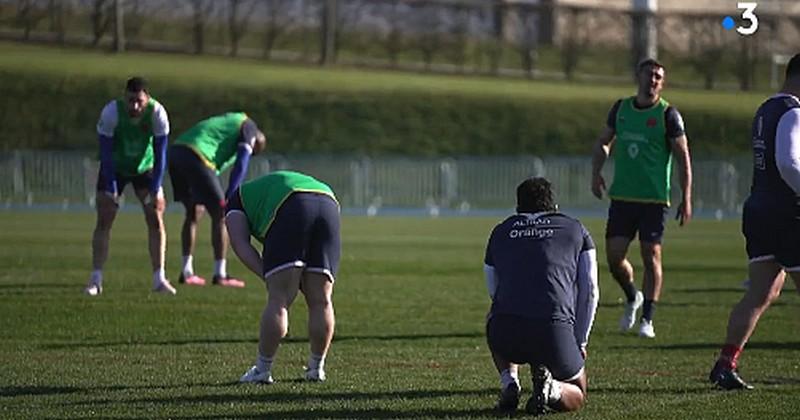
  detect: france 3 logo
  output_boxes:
[722,2,758,35]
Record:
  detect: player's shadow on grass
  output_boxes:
[41,332,484,350]
[610,341,800,351]
[0,385,82,397]
[0,283,77,290]
[63,388,501,419]
[2,382,236,398]
[168,407,503,419]
[670,286,746,294]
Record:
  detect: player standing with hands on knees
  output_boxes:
[227,171,340,384]
[84,77,175,296]
[168,112,266,288]
[710,53,800,390]
[590,58,693,338]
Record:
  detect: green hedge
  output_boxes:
[0,70,754,157]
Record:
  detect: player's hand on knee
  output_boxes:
[100,189,119,206]
[144,188,166,212]
[591,174,606,199]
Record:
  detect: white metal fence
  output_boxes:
[0,151,750,218]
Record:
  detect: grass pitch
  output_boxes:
[0,211,798,419]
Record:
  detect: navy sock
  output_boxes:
[642,299,656,321]
[622,282,638,302]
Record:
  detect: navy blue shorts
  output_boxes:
[486,314,584,381]
[605,200,668,243]
[96,170,152,194]
[168,145,225,211]
[742,198,800,270]
[262,192,341,281]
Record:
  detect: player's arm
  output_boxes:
[225,120,259,200]
[667,107,692,225]
[147,103,170,207]
[574,229,599,358]
[775,108,800,194]
[96,102,118,199]
[483,228,499,300]
[591,100,620,199]
[225,188,262,277]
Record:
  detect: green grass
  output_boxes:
[0,41,766,112]
[1,211,798,419]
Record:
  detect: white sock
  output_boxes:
[182,255,194,277]
[214,259,227,277]
[308,353,325,371]
[500,368,519,390]
[90,270,103,284]
[153,268,166,284]
[548,380,563,404]
[256,353,273,373]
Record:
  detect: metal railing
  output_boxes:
[0,151,750,217]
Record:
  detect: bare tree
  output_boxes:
[488,0,504,75]
[380,0,405,67]
[261,0,296,60]
[47,0,68,44]
[515,3,539,79]
[414,2,443,71]
[446,3,470,73]
[560,7,588,81]
[187,0,215,54]
[228,0,257,57]
[122,0,143,43]
[87,0,113,47]
[687,15,726,90]
[735,35,758,91]
[333,0,366,62]
[15,0,48,40]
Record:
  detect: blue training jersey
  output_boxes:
[485,212,595,323]
[749,94,800,213]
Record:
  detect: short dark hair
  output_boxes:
[516,177,556,213]
[786,53,800,79]
[125,77,148,93]
[637,58,665,74]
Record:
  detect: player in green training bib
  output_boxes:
[84,77,176,296]
[225,171,340,384]
[168,112,267,288]
[590,59,693,339]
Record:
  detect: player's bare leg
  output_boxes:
[85,191,118,295]
[136,187,174,294]
[711,260,784,389]
[726,261,784,348]
[606,237,643,331]
[639,241,662,337]
[302,271,335,381]
[209,200,242,287]
[606,236,635,292]
[180,203,207,285]
[240,267,302,384]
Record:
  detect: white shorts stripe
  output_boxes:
[263,261,305,279]
[748,255,776,264]
[562,366,585,382]
[306,267,335,283]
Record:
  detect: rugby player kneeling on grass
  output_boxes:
[484,177,599,415]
